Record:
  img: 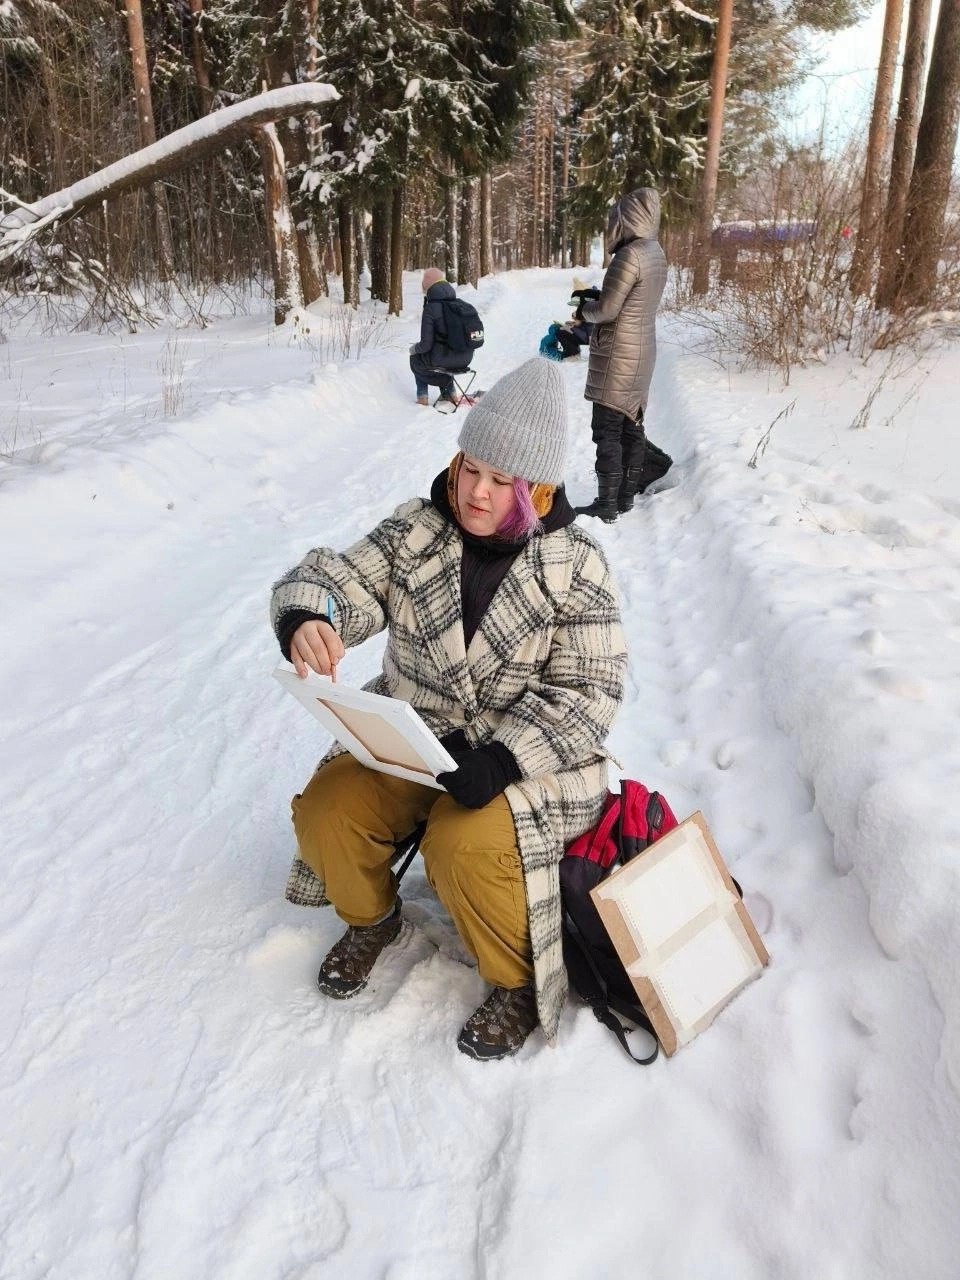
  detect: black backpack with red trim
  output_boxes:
[560,781,679,1065]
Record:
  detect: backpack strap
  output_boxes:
[563,911,659,1066]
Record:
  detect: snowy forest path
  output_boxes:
[2,270,960,1280]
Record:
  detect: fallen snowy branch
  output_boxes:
[0,83,338,265]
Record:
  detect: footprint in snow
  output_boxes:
[660,738,692,767]
[868,666,929,701]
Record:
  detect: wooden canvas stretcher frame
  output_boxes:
[272,662,458,789]
[590,812,769,1056]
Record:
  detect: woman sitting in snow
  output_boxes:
[270,358,627,1061]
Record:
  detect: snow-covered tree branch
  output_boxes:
[0,83,338,264]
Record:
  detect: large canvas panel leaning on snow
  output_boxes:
[272,662,457,789]
[591,813,769,1056]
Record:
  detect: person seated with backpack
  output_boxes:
[409,267,481,408]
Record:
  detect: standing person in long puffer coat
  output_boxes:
[576,188,670,524]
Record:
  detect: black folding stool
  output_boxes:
[426,366,478,414]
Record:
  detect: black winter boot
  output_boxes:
[617,466,645,513]
[637,442,673,492]
[575,471,621,524]
[317,900,403,998]
[457,983,539,1061]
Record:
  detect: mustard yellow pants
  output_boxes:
[291,753,533,989]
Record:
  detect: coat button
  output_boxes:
[465,709,475,722]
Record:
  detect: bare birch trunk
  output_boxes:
[876,0,935,309]
[257,123,303,324]
[850,0,905,296]
[692,0,734,296]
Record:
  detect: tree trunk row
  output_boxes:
[849,0,960,312]
[849,0,904,297]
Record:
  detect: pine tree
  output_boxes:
[568,1,714,228]
[444,0,563,277]
[1,0,73,201]
[566,0,873,243]
[0,0,66,66]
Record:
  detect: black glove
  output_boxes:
[436,741,521,809]
[439,728,471,760]
[570,286,600,319]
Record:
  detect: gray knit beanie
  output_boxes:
[457,358,568,486]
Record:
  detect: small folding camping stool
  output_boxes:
[426,366,478,414]
[391,822,427,881]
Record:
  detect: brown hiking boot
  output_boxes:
[317,901,403,999]
[457,982,539,1061]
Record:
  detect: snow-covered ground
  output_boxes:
[2,268,959,1279]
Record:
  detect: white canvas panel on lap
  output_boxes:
[272,663,458,788]
[591,812,769,1056]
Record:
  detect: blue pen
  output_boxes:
[325,597,338,683]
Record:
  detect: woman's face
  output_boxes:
[457,454,517,537]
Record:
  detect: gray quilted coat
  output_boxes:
[581,188,667,420]
[271,498,627,1042]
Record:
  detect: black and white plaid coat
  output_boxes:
[271,498,627,1042]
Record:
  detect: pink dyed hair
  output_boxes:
[497,477,543,541]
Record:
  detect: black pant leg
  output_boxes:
[621,408,647,472]
[410,353,454,396]
[590,404,627,476]
[557,329,581,358]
